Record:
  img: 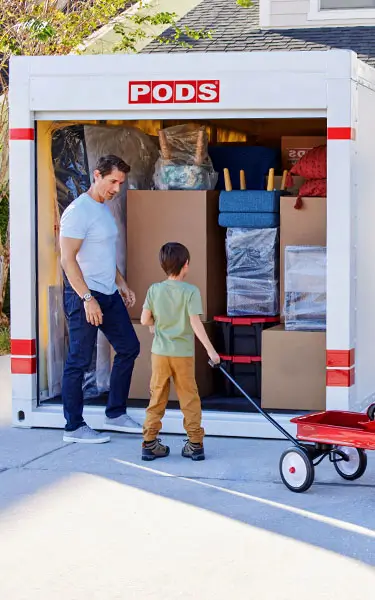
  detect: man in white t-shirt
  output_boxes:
[60,155,141,444]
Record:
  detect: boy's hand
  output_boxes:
[208,350,220,365]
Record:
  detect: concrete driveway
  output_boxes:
[0,355,374,599]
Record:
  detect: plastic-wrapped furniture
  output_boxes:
[284,245,326,331]
[226,228,279,316]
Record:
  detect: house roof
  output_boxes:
[143,0,375,68]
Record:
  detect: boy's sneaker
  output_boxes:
[63,425,110,444]
[181,440,205,461]
[142,439,170,461]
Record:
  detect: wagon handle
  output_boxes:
[209,360,301,447]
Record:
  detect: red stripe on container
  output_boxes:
[11,339,36,356]
[327,127,355,141]
[9,128,35,141]
[11,357,37,375]
[326,349,355,368]
[326,368,355,387]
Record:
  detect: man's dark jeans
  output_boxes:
[62,285,140,431]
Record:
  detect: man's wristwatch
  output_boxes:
[83,292,92,303]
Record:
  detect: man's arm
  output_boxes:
[115,268,127,288]
[60,237,103,326]
[60,237,90,298]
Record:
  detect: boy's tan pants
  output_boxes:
[143,354,205,444]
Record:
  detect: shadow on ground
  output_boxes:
[1,355,375,598]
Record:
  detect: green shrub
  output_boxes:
[0,193,9,318]
[0,326,10,356]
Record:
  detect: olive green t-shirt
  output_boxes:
[143,280,203,357]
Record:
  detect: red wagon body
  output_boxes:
[291,410,375,450]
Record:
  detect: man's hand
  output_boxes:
[119,283,136,308]
[84,297,103,327]
[116,269,136,308]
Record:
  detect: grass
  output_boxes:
[0,326,10,356]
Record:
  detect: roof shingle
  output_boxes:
[143,0,375,68]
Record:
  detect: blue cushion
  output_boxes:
[219,212,280,229]
[219,190,281,213]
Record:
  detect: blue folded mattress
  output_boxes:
[219,190,281,213]
[219,212,280,229]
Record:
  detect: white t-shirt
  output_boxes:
[60,193,118,295]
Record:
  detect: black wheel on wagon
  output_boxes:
[279,447,315,493]
[333,447,367,481]
[367,403,375,421]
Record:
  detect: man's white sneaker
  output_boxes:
[63,425,111,444]
[104,414,143,433]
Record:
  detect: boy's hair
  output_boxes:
[159,243,190,276]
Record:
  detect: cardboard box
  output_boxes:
[113,321,215,401]
[126,190,226,321]
[261,325,326,411]
[280,196,327,318]
[281,136,326,170]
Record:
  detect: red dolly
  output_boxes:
[210,361,375,493]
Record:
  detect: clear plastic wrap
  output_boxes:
[154,163,218,190]
[84,125,159,191]
[227,277,279,317]
[225,228,279,316]
[284,246,326,331]
[226,228,279,280]
[153,124,218,190]
[51,125,90,217]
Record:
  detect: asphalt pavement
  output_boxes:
[0,355,374,599]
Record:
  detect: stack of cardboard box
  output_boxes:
[125,190,226,401]
[261,195,327,411]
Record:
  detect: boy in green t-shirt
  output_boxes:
[140,242,220,462]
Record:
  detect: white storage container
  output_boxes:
[8,49,375,437]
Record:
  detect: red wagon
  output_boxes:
[210,361,375,493]
[280,407,375,492]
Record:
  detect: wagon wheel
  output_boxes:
[279,447,315,493]
[333,447,367,481]
[367,403,375,421]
